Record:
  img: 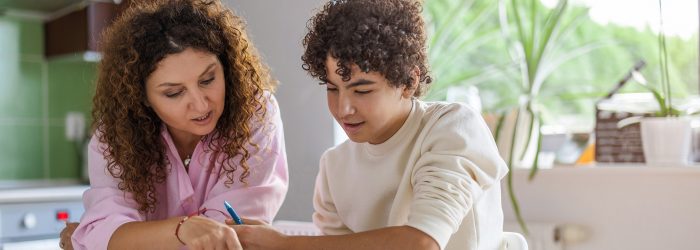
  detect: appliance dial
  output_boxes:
[23,213,37,229]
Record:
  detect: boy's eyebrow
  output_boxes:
[344,79,376,88]
[157,63,217,87]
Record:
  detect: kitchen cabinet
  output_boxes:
[45,0,129,59]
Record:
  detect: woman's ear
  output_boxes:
[402,66,420,98]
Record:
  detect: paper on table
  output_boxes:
[272,220,322,236]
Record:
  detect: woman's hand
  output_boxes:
[227,218,288,250]
[59,222,79,250]
[178,216,242,250]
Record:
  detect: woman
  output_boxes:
[60,0,288,249]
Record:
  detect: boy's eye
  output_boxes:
[355,90,372,94]
[326,87,338,92]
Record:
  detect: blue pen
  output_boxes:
[224,201,243,225]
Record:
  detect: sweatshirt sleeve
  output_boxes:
[201,94,289,223]
[406,103,508,250]
[312,152,353,235]
[71,135,144,250]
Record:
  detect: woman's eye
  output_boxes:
[201,77,215,85]
[326,88,338,92]
[165,91,183,98]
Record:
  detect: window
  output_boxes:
[424,0,699,132]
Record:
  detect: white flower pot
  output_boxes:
[495,106,540,168]
[640,117,693,166]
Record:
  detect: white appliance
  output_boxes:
[0,184,87,250]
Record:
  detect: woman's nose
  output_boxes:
[189,89,209,112]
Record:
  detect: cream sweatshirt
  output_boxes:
[313,99,509,250]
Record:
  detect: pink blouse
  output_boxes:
[72,95,288,250]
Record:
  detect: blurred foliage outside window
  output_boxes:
[423,0,699,132]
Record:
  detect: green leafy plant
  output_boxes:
[635,0,681,117]
[632,70,681,117]
[624,1,683,118]
[496,0,607,234]
[424,0,502,101]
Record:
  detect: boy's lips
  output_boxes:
[342,121,364,134]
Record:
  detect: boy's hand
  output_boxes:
[227,218,288,250]
[225,218,265,225]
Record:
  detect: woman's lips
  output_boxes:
[192,111,213,125]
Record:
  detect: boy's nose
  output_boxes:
[337,94,356,116]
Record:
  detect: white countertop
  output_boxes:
[503,164,700,250]
[0,185,88,203]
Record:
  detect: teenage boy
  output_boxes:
[231,0,508,249]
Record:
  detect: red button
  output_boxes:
[56,211,69,221]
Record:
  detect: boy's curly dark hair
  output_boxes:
[302,0,431,96]
[93,0,275,213]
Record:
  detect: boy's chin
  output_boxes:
[346,135,368,143]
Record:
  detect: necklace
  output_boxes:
[184,155,191,167]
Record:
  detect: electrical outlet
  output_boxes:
[65,112,86,141]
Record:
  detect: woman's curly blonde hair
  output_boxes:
[92,0,275,214]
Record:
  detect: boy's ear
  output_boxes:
[402,66,420,98]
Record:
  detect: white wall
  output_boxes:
[224,0,333,221]
[503,166,700,250]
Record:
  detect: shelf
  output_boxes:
[512,163,700,176]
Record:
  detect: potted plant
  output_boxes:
[632,1,694,166]
[613,1,697,166]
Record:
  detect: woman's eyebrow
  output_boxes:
[199,63,217,77]
[157,63,217,87]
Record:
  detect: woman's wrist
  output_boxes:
[174,215,193,245]
[174,208,210,245]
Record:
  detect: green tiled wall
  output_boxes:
[0,60,43,118]
[0,16,96,180]
[0,15,41,58]
[47,61,96,179]
[0,125,44,179]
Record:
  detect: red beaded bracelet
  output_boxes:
[174,208,232,245]
[175,215,192,245]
